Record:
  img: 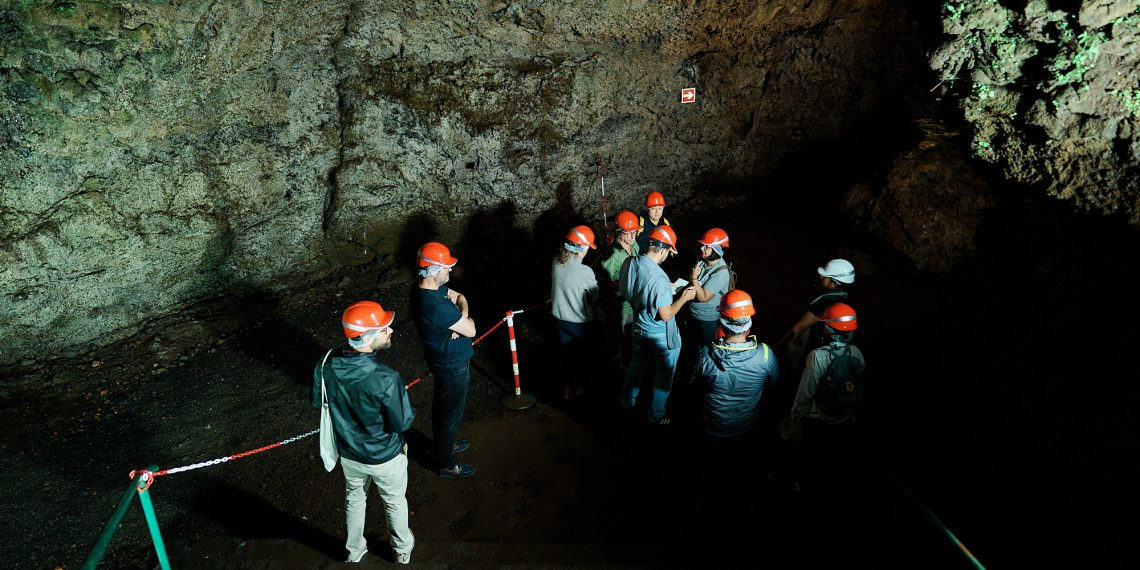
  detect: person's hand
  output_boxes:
[689,263,701,282]
[451,332,460,340]
[680,286,696,302]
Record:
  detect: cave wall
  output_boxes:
[931,0,1140,221]
[0,0,915,370]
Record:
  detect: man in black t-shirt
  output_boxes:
[409,242,478,479]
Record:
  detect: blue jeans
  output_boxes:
[429,362,470,470]
[621,329,680,419]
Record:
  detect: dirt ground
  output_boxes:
[3,184,1140,569]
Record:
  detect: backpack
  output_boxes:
[710,262,738,291]
[814,345,864,416]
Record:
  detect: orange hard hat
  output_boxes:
[719,290,756,320]
[821,303,858,331]
[648,225,677,249]
[566,225,597,249]
[342,300,395,339]
[417,242,458,268]
[645,191,666,207]
[699,228,730,248]
[615,210,639,232]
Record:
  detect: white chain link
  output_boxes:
[159,429,319,475]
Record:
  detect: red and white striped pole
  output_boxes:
[500,309,536,410]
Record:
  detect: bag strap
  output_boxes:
[704,262,730,286]
[319,348,334,405]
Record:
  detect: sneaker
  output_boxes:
[438,462,476,478]
[452,438,471,454]
[395,551,412,565]
[346,550,366,563]
[647,415,671,425]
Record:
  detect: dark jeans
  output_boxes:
[429,361,471,470]
[554,318,595,391]
[692,318,719,345]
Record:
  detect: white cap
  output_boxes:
[817,259,855,284]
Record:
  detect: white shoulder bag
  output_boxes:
[319,349,339,472]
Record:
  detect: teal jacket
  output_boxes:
[312,348,415,465]
[691,337,780,437]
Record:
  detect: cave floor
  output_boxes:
[3,193,1138,569]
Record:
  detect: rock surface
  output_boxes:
[1,0,921,370]
[930,0,1140,222]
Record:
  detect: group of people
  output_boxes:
[309,190,867,564]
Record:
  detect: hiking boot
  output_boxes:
[452,438,471,454]
[395,550,412,565]
[647,415,671,425]
[438,462,476,478]
[346,550,366,563]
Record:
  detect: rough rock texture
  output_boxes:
[930,0,1140,222]
[844,117,996,273]
[0,0,919,371]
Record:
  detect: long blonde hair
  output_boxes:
[555,247,576,265]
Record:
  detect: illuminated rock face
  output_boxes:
[930,0,1140,223]
[1,0,951,368]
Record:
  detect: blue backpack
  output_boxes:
[815,345,864,415]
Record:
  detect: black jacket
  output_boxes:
[312,348,415,465]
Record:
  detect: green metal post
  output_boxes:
[82,471,144,570]
[136,482,171,570]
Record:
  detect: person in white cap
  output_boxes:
[774,258,855,380]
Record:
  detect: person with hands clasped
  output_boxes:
[619,225,696,425]
[409,242,477,479]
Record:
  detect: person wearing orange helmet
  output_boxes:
[635,190,671,253]
[409,242,477,479]
[600,210,642,362]
[687,228,733,345]
[691,289,780,440]
[783,302,865,471]
[313,300,416,564]
[690,290,780,522]
[619,224,696,424]
[783,301,866,567]
[551,225,601,399]
[787,302,864,426]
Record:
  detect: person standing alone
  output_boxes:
[409,242,477,478]
[312,300,415,564]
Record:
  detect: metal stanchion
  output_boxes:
[499,309,536,410]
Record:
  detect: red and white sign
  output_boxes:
[680,88,696,104]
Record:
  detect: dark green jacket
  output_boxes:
[312,348,415,465]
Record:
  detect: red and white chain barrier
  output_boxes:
[129,301,549,481]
